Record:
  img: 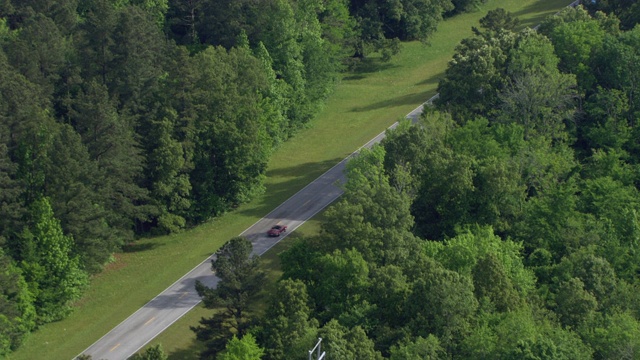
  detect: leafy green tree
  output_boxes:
[78,0,117,85]
[436,30,516,120]
[472,8,519,37]
[318,319,383,360]
[584,0,640,30]
[259,279,318,360]
[320,145,420,266]
[544,14,606,91]
[0,142,24,248]
[554,277,598,329]
[310,249,370,323]
[389,335,447,360]
[368,265,411,329]
[140,110,192,233]
[349,0,454,59]
[582,87,632,152]
[165,0,204,44]
[0,248,36,356]
[186,46,271,221]
[69,80,149,242]
[130,344,168,360]
[591,28,640,124]
[583,311,640,360]
[13,197,87,323]
[5,13,67,93]
[405,257,477,351]
[218,334,264,360]
[193,237,265,358]
[472,252,521,312]
[109,5,166,112]
[44,124,117,273]
[555,249,618,308]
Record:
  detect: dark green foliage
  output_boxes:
[0,248,36,356]
[318,319,383,360]
[193,237,265,358]
[473,8,520,36]
[259,279,318,360]
[185,46,271,221]
[44,124,118,273]
[584,0,640,30]
[472,253,521,312]
[349,0,453,59]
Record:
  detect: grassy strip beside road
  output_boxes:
[9,1,569,359]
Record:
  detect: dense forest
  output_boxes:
[192,4,640,360]
[0,0,483,356]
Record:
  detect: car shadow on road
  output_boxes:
[237,157,345,221]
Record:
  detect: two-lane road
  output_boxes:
[78,97,435,360]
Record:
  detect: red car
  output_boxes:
[267,225,287,237]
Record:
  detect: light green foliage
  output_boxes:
[426,226,535,297]
[321,145,420,266]
[17,197,87,323]
[0,249,36,356]
[583,312,640,360]
[311,249,370,322]
[218,334,264,360]
[318,320,383,360]
[592,28,640,119]
[499,30,578,141]
[545,17,606,90]
[389,335,447,360]
[406,259,477,348]
[368,265,411,329]
[436,30,516,119]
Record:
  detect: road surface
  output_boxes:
[77,96,436,360]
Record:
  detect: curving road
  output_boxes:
[76,97,435,360]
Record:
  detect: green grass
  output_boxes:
[9,1,570,359]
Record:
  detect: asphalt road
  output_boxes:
[77,96,436,360]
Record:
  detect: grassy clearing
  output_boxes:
[9,1,569,359]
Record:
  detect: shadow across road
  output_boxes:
[238,157,344,220]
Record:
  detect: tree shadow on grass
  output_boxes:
[416,72,445,87]
[238,157,344,220]
[122,242,159,253]
[167,339,203,360]
[342,58,399,81]
[512,0,571,30]
[350,88,435,113]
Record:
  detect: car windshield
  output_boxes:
[272,225,281,230]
